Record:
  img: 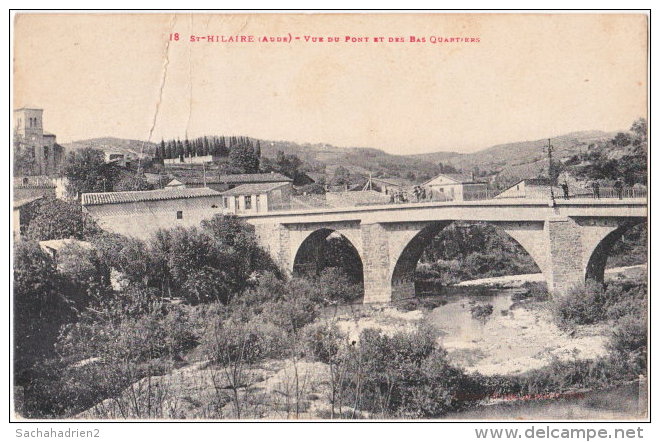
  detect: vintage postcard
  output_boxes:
[10,11,649,425]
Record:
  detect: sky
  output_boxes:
[13,13,648,155]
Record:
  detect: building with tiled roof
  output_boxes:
[82,187,221,206]
[81,188,225,239]
[220,181,292,213]
[421,172,487,202]
[166,172,293,192]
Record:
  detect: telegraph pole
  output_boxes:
[546,138,556,206]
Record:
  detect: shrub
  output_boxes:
[13,240,71,382]
[608,313,647,373]
[202,316,288,365]
[300,322,346,363]
[552,280,606,327]
[260,278,320,334]
[470,304,494,320]
[312,267,363,305]
[340,326,470,417]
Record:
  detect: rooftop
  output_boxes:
[423,173,485,185]
[172,172,293,185]
[220,182,290,196]
[82,187,221,206]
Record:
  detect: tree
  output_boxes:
[63,147,119,195]
[14,240,70,382]
[25,198,100,241]
[631,118,647,142]
[331,166,352,186]
[613,132,632,147]
[229,141,260,174]
[113,172,153,192]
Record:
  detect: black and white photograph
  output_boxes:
[8,10,650,430]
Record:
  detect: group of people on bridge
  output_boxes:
[560,178,628,200]
[387,186,434,203]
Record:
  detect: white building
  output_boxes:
[422,173,487,201]
[221,182,292,214]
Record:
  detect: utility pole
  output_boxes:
[546,138,556,206]
[203,162,207,187]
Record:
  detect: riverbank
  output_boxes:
[454,264,646,288]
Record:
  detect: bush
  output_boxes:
[25,197,100,241]
[312,267,363,305]
[202,316,288,365]
[609,313,647,373]
[470,304,494,320]
[260,278,320,334]
[553,280,606,327]
[340,326,470,417]
[13,240,71,382]
[553,280,647,329]
[300,322,346,364]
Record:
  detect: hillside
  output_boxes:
[411,131,615,175]
[62,137,158,157]
[60,130,620,185]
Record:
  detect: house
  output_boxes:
[81,188,225,239]
[221,182,293,213]
[495,178,555,199]
[163,154,225,165]
[495,174,590,200]
[166,172,293,193]
[366,177,412,194]
[13,195,43,237]
[422,173,487,201]
[104,151,126,163]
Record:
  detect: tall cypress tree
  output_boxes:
[176,139,184,160]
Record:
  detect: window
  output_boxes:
[176,210,183,220]
[223,197,228,208]
[22,177,28,185]
[245,195,252,210]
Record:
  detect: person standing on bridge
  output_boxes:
[561,182,570,199]
[591,180,600,199]
[614,178,624,199]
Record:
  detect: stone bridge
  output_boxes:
[240,198,647,303]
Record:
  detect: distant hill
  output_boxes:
[259,140,443,181]
[62,137,158,157]
[418,131,615,174]
[61,130,619,185]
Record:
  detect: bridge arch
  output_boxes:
[389,221,545,299]
[292,227,364,286]
[584,219,646,284]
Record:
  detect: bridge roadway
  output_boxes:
[239,198,647,303]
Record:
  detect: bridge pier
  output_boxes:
[361,223,396,303]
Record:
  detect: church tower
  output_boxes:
[14,108,61,175]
